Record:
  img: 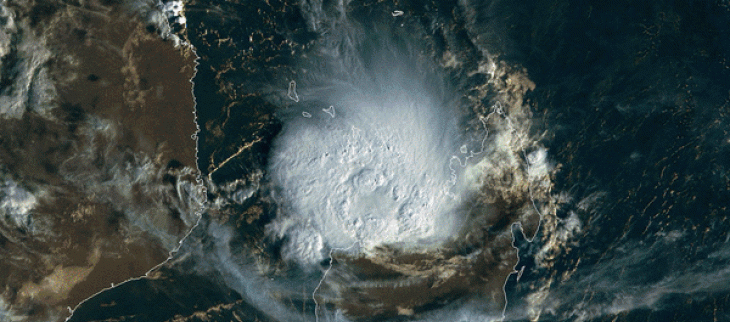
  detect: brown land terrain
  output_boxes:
[0,1,200,320]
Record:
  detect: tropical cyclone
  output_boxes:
[20,0,730,321]
[267,59,472,265]
[62,0,556,321]
[258,3,555,317]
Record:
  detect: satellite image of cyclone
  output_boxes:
[1,0,729,321]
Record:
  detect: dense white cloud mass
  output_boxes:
[0,2,57,119]
[257,0,522,269]
[0,178,38,230]
[267,71,478,266]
